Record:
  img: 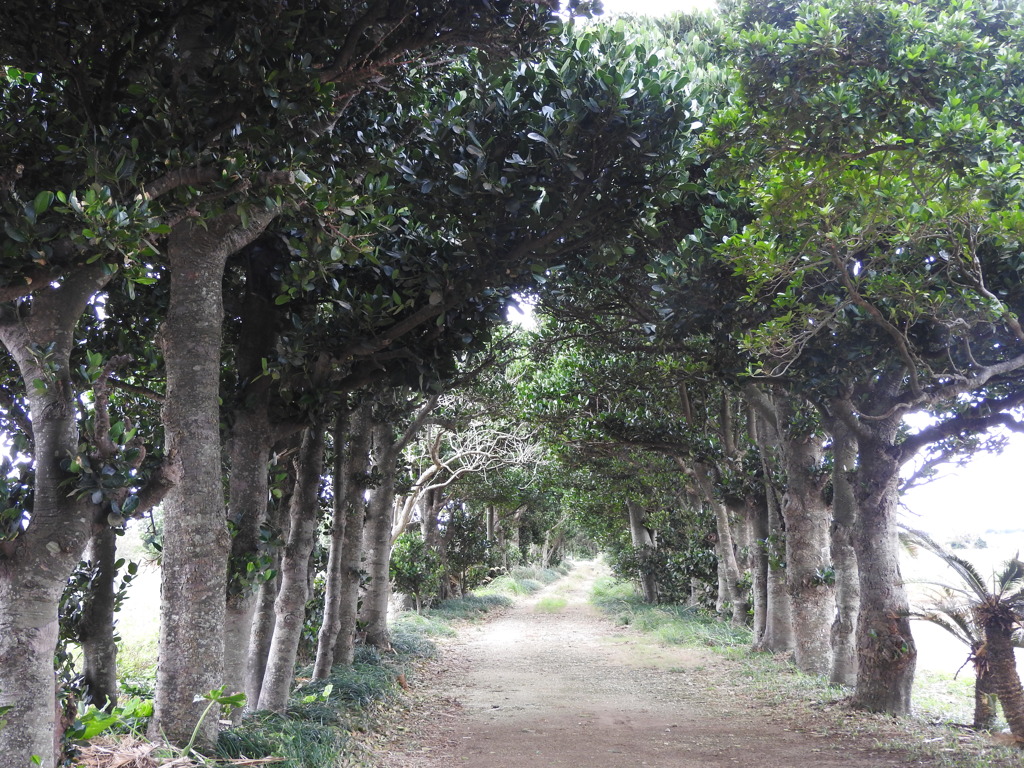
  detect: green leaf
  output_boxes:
[33,191,54,216]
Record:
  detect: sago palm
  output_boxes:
[903,528,1024,740]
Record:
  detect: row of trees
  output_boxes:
[489,0,1024,730]
[4,0,1024,765]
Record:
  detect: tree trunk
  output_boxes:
[692,462,747,626]
[223,407,274,703]
[973,647,998,731]
[983,619,1024,741]
[828,418,859,687]
[153,232,231,748]
[314,402,371,676]
[749,494,770,648]
[244,545,281,709]
[0,263,110,768]
[79,527,120,710]
[359,419,399,649]
[257,425,326,712]
[852,416,916,715]
[152,213,274,747]
[776,397,835,677]
[626,499,658,604]
[243,438,296,710]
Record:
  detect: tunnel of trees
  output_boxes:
[3,0,1024,765]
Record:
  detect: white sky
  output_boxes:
[597,0,718,13]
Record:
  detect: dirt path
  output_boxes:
[381,561,914,768]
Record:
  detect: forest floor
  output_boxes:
[376,560,1019,768]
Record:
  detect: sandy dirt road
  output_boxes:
[380,561,918,768]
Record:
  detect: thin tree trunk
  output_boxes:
[852,416,916,715]
[692,462,747,626]
[314,403,371,676]
[359,425,398,649]
[627,499,658,604]
[243,438,296,710]
[749,494,770,648]
[223,406,274,703]
[79,527,120,710]
[828,418,859,686]
[245,545,281,709]
[759,475,795,654]
[223,236,282,704]
[358,394,436,647]
[257,425,326,712]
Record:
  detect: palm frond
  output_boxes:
[910,610,976,648]
[900,526,989,599]
[994,555,1024,596]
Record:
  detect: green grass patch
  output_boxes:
[217,712,343,768]
[425,593,513,620]
[476,564,568,599]
[591,576,751,651]
[911,668,1007,731]
[534,596,568,613]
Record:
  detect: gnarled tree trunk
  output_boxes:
[0,263,110,768]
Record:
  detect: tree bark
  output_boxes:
[224,237,286,702]
[776,397,835,677]
[314,402,371,676]
[0,263,110,768]
[626,499,658,604]
[692,462,748,626]
[243,437,296,710]
[762,479,795,653]
[359,394,436,647]
[828,418,859,687]
[257,425,326,712]
[983,617,1024,741]
[152,212,275,746]
[973,646,998,731]
[749,493,770,648]
[223,410,274,703]
[745,392,794,654]
[79,527,120,711]
[851,415,916,715]
[244,545,281,709]
[359,419,399,649]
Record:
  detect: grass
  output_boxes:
[592,576,752,650]
[476,565,568,599]
[590,575,1024,768]
[534,596,568,613]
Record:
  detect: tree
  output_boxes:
[905,528,1024,738]
[0,1,583,760]
[704,0,1024,714]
